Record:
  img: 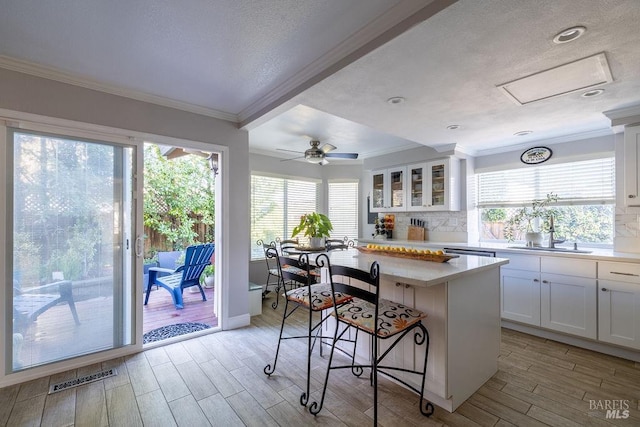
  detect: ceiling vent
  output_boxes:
[497,53,612,105]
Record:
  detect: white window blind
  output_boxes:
[477,157,615,207]
[328,181,359,240]
[250,174,318,259]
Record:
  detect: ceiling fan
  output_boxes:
[279,140,358,165]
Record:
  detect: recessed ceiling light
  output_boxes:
[581,88,605,98]
[446,125,461,130]
[553,26,586,44]
[514,130,533,137]
[387,96,405,105]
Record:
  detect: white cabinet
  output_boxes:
[370,166,407,212]
[598,261,640,350]
[501,268,541,326]
[406,158,460,211]
[623,125,640,207]
[540,273,597,339]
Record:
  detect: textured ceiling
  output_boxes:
[1,0,639,159]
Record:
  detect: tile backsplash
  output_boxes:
[615,206,640,253]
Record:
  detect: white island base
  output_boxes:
[323,250,508,412]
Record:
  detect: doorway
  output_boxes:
[141,143,220,344]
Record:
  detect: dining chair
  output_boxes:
[309,254,434,425]
[256,239,281,303]
[324,236,355,251]
[263,248,352,406]
[276,237,299,255]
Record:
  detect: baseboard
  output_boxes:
[223,313,251,330]
[502,320,640,362]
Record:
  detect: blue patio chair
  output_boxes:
[144,243,214,309]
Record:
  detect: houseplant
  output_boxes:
[200,265,215,289]
[504,193,558,244]
[291,212,333,248]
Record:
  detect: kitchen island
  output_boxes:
[323,249,509,412]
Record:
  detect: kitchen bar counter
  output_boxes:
[323,249,508,412]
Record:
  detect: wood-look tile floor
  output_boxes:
[2,296,640,426]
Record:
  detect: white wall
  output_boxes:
[0,67,250,326]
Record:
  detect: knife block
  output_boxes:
[407,226,425,241]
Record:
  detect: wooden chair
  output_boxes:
[144,243,214,309]
[309,254,434,424]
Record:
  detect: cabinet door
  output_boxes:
[379,281,415,384]
[425,158,460,211]
[599,280,640,350]
[388,166,407,211]
[501,268,541,326]
[407,163,426,211]
[624,125,640,207]
[540,273,597,339]
[370,169,386,212]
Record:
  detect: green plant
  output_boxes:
[504,193,558,242]
[199,264,215,284]
[291,212,333,239]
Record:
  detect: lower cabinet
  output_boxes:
[598,280,640,350]
[501,268,541,326]
[540,273,597,339]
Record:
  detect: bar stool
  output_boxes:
[309,254,434,425]
[263,248,352,406]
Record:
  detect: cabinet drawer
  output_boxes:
[541,257,596,278]
[598,261,640,283]
[498,253,540,271]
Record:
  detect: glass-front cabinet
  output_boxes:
[370,166,407,212]
[406,158,460,211]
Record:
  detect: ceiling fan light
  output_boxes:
[305,152,324,163]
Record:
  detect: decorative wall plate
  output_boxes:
[520,146,552,164]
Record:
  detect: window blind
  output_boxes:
[328,181,359,240]
[250,174,318,259]
[477,157,615,207]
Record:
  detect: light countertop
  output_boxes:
[324,248,508,288]
[357,238,640,263]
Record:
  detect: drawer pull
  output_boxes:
[610,271,640,277]
[542,280,549,284]
[601,288,608,292]
[533,279,540,282]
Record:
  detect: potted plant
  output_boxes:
[504,193,558,245]
[291,212,333,248]
[200,265,215,289]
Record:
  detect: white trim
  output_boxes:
[0,55,238,122]
[223,313,251,330]
[603,104,640,127]
[0,124,7,379]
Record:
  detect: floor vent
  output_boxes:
[48,368,117,394]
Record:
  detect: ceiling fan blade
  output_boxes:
[320,158,329,166]
[280,156,304,162]
[325,152,359,159]
[276,148,304,154]
[320,143,336,153]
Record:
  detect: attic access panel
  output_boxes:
[498,53,612,105]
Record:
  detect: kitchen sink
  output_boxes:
[508,246,592,254]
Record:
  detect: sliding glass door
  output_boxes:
[7,128,137,372]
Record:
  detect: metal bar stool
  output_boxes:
[309,254,434,425]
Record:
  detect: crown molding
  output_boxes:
[473,128,616,157]
[238,0,457,127]
[603,104,640,127]
[0,55,239,123]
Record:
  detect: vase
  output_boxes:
[525,232,543,247]
[310,237,325,249]
[204,275,214,289]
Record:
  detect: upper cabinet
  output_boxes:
[407,158,460,211]
[624,125,640,207]
[371,157,460,212]
[370,166,407,212]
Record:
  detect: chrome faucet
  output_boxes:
[548,214,556,248]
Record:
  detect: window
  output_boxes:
[328,181,359,240]
[478,157,615,245]
[250,174,319,259]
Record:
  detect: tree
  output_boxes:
[143,145,215,251]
